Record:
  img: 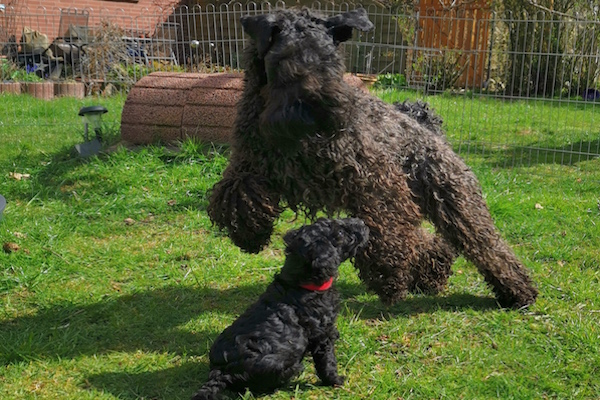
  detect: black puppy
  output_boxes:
[192,218,370,400]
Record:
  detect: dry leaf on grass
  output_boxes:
[141,214,155,223]
[3,242,20,253]
[9,172,31,180]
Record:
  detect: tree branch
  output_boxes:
[526,0,588,20]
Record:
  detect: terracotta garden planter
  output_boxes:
[54,82,85,98]
[0,82,22,95]
[121,72,367,145]
[23,82,55,100]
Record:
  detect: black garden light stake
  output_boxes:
[75,105,108,157]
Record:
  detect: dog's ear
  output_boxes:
[283,228,300,248]
[326,8,374,44]
[241,14,279,58]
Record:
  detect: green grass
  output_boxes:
[377,89,600,167]
[1,91,599,399]
[0,93,125,161]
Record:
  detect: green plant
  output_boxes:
[373,73,407,89]
[497,2,600,98]
[0,59,18,81]
[1,59,42,82]
[107,63,149,85]
[9,69,43,82]
[412,50,466,92]
[150,61,185,73]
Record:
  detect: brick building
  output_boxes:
[1,0,184,42]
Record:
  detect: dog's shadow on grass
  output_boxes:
[87,366,322,400]
[0,283,265,398]
[1,281,500,399]
[81,284,500,399]
[2,284,271,362]
[336,282,501,320]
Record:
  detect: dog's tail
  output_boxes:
[191,369,231,400]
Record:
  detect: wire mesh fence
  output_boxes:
[0,2,599,167]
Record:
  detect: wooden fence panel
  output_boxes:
[417,0,492,88]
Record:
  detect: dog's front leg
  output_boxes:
[207,166,282,253]
[310,338,344,387]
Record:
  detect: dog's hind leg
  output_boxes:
[239,357,304,394]
[191,369,231,400]
[415,150,538,308]
[349,163,457,304]
[407,230,457,295]
[354,205,455,305]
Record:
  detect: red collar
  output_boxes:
[300,277,334,291]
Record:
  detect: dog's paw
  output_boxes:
[497,285,538,309]
[323,374,345,387]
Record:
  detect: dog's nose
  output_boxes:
[355,225,370,245]
[355,229,368,243]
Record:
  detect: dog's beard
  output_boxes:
[259,86,339,152]
[261,99,314,149]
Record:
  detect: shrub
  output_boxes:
[373,73,407,89]
[1,59,42,82]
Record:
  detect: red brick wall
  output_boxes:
[8,0,183,41]
[19,0,177,11]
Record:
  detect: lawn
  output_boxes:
[1,91,599,399]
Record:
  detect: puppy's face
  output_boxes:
[281,218,370,286]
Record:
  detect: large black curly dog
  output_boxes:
[207,8,537,309]
[192,218,369,400]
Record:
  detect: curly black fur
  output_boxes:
[394,100,445,136]
[192,218,370,400]
[207,8,537,309]
[208,171,281,253]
